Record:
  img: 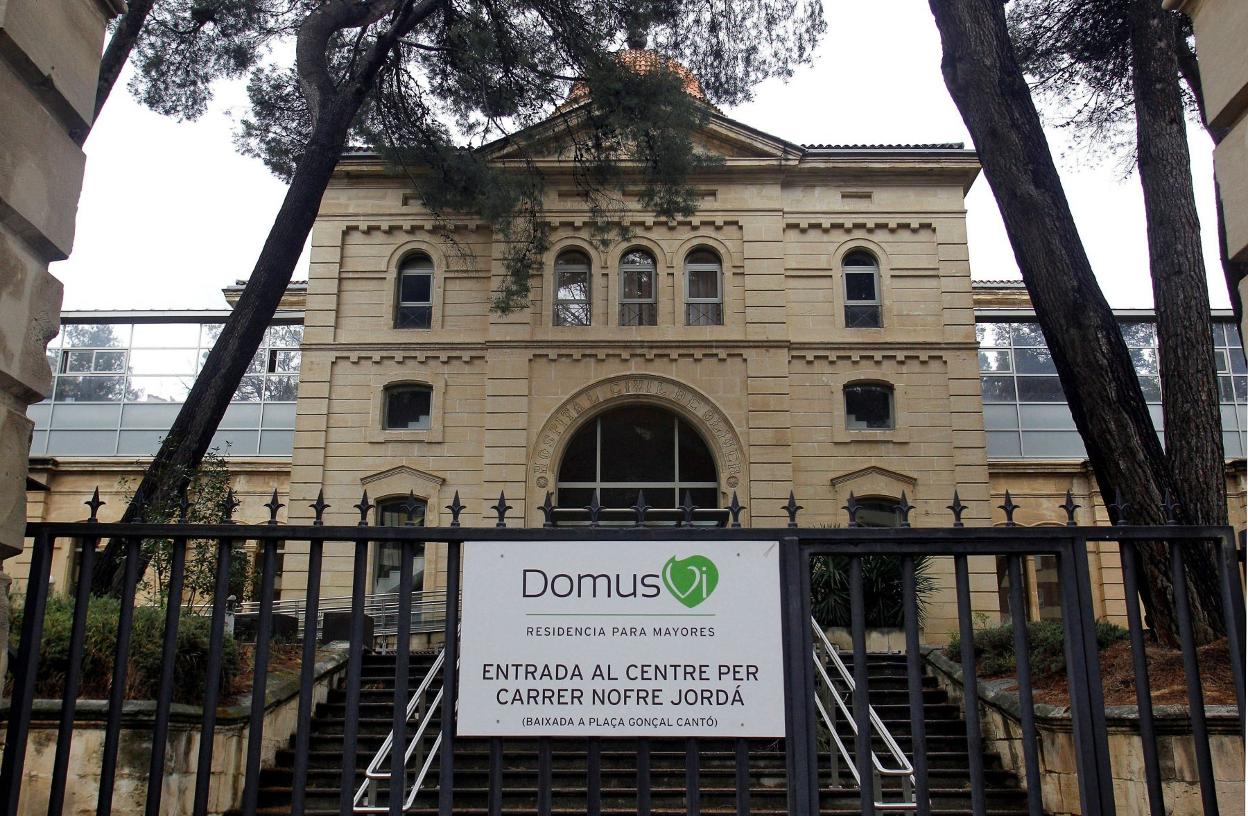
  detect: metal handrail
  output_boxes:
[810,618,918,811]
[237,590,448,639]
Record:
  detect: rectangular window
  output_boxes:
[385,387,432,430]
[845,385,894,429]
[397,271,433,329]
[843,270,881,328]
[685,268,722,326]
[554,267,591,326]
[619,266,656,326]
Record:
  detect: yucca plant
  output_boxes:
[809,555,935,629]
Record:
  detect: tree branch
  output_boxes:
[93,0,159,124]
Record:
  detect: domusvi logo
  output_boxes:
[662,554,719,608]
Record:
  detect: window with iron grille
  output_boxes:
[395,254,433,329]
[843,250,882,328]
[844,382,894,429]
[685,248,723,326]
[619,249,657,326]
[374,498,427,595]
[384,385,432,430]
[553,251,592,326]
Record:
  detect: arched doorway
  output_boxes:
[556,404,718,508]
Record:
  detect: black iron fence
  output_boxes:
[1,488,1244,816]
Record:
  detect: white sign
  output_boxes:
[457,539,786,738]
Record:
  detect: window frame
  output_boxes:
[684,249,724,326]
[383,384,433,431]
[618,248,658,326]
[844,382,895,430]
[842,250,882,329]
[373,498,428,596]
[553,250,593,327]
[395,253,434,330]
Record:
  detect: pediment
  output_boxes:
[829,465,918,500]
[361,464,445,500]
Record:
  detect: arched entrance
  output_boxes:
[556,404,718,508]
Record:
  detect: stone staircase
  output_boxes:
[237,651,1033,815]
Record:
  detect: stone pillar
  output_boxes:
[0,0,122,634]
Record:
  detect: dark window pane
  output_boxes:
[843,250,877,269]
[600,487,647,508]
[554,302,591,326]
[1215,349,1229,373]
[400,273,432,304]
[557,488,595,508]
[619,302,657,326]
[1015,348,1057,375]
[844,271,877,302]
[559,421,597,482]
[686,302,723,326]
[54,375,126,402]
[264,375,299,401]
[385,387,432,429]
[1011,323,1045,346]
[1220,375,1235,402]
[979,350,1011,373]
[600,405,675,481]
[688,488,719,509]
[687,249,720,266]
[377,499,425,527]
[845,305,882,328]
[981,376,1017,402]
[1235,375,1247,400]
[678,419,717,482]
[1016,376,1065,402]
[845,385,893,429]
[1231,348,1247,374]
[856,499,899,528]
[621,268,654,300]
[397,305,432,329]
[687,267,719,300]
[1137,376,1162,402]
[1229,327,1243,348]
[233,376,264,402]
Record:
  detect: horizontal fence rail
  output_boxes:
[0,487,1242,816]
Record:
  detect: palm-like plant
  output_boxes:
[809,555,935,629]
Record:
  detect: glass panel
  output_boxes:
[127,376,193,402]
[218,403,263,429]
[117,429,166,456]
[54,376,126,402]
[1235,375,1248,400]
[94,351,126,373]
[1230,348,1247,374]
[1016,376,1065,402]
[208,429,260,455]
[47,430,117,455]
[978,350,1011,373]
[600,405,676,482]
[1149,404,1165,430]
[1021,431,1086,457]
[1018,403,1077,429]
[983,404,1019,430]
[678,418,717,482]
[622,249,655,268]
[51,403,121,429]
[29,430,47,455]
[400,273,432,304]
[557,487,595,508]
[1219,376,1234,402]
[62,323,129,348]
[554,302,591,326]
[262,402,297,428]
[980,376,1017,402]
[131,322,200,347]
[976,323,1011,347]
[600,487,649,508]
[201,323,224,346]
[396,305,433,329]
[688,487,719,509]
[1138,376,1162,402]
[1119,321,1157,347]
[267,324,304,347]
[1014,348,1057,374]
[687,268,719,300]
[845,385,893,429]
[687,249,720,266]
[245,350,267,374]
[1228,326,1243,348]
[65,351,94,373]
[1220,404,1239,429]
[386,387,432,429]
[619,302,657,326]
[1010,323,1045,346]
[259,429,294,455]
[842,250,877,269]
[46,351,59,375]
[621,268,654,301]
[232,376,264,402]
[986,431,1022,457]
[844,305,881,328]
[1214,349,1229,374]
[1224,432,1244,459]
[686,302,723,326]
[271,350,301,373]
[128,349,197,375]
[558,421,597,482]
[122,402,183,428]
[857,499,900,528]
[264,375,299,401]
[26,403,51,428]
[1130,348,1159,376]
[844,271,877,302]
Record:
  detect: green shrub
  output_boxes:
[945,619,1128,678]
[10,595,240,704]
[810,555,936,629]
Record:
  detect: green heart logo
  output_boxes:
[662,555,719,608]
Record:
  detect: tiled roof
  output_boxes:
[973,278,1026,287]
[802,142,967,150]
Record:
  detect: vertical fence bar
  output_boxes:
[1216,534,1246,722]
[684,738,700,816]
[243,537,280,814]
[901,555,931,816]
[953,554,987,816]
[1057,544,1102,816]
[637,739,652,816]
[1006,555,1043,816]
[0,531,53,816]
[1170,541,1219,816]
[849,556,875,816]
[734,738,750,816]
[390,538,415,816]
[337,539,370,815]
[1119,541,1165,816]
[98,536,142,816]
[143,535,187,816]
[538,739,553,816]
[587,738,602,816]
[779,537,818,816]
[488,738,502,816]
[1071,539,1115,816]
[47,536,97,816]
[190,538,234,816]
[291,536,324,816]
[438,539,462,816]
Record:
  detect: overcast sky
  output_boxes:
[52,0,1231,312]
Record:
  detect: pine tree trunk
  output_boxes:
[93,0,158,123]
[926,0,1216,644]
[1128,0,1226,642]
[90,99,358,596]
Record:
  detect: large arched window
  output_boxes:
[557,405,718,508]
[396,253,434,329]
[553,250,592,326]
[684,249,723,326]
[842,250,881,328]
[619,249,657,326]
[374,498,427,595]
